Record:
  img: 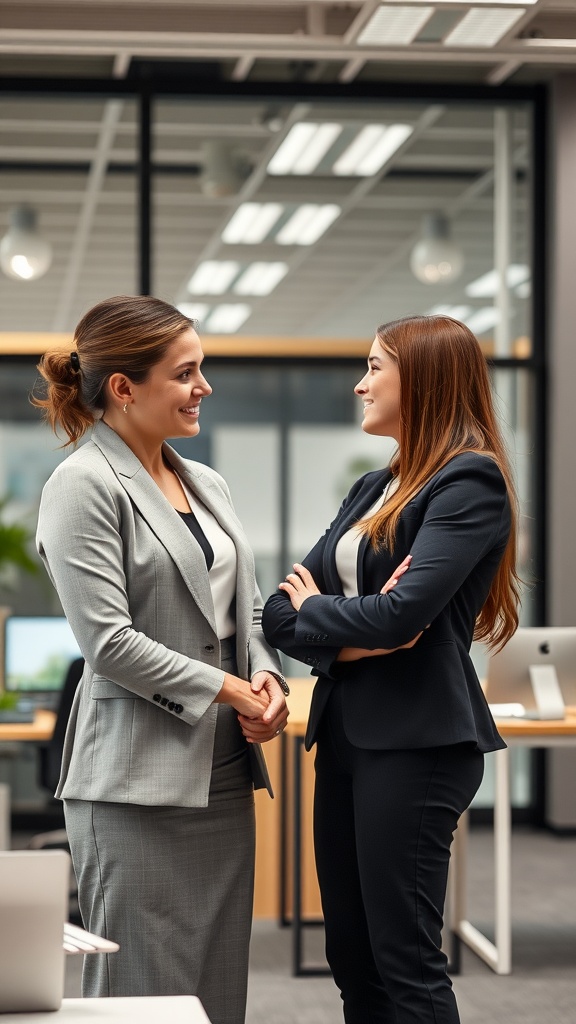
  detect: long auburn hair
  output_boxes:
[362,313,520,650]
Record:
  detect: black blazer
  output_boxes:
[262,452,508,754]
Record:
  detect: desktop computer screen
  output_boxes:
[3,615,81,696]
[485,626,576,718]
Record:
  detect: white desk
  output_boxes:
[452,709,576,974]
[0,996,211,1023]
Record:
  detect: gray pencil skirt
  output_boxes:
[63,638,256,1024]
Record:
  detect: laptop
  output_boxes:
[0,850,69,1012]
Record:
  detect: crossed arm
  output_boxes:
[279,554,424,661]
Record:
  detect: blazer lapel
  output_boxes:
[324,470,392,595]
[90,422,218,632]
[164,444,257,639]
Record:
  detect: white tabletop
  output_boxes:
[0,996,211,1023]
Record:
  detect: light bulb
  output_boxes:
[0,206,53,281]
[410,213,463,285]
[200,141,244,198]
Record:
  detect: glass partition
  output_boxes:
[0,96,138,332]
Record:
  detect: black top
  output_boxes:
[177,508,214,571]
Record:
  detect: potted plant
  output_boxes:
[0,496,38,710]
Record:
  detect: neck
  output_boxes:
[101,414,166,477]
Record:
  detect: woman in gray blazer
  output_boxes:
[35,294,288,1024]
[263,314,520,1024]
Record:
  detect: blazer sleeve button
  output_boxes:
[174,704,184,714]
[153,693,161,702]
[167,701,175,711]
[160,697,169,706]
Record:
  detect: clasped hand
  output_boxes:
[216,670,289,744]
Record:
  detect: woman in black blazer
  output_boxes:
[262,314,520,1024]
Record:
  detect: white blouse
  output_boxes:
[335,477,399,597]
[180,478,238,640]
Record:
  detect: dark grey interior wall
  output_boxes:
[550,75,576,628]
[546,75,576,829]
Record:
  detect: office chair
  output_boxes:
[38,656,84,798]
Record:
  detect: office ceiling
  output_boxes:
[0,0,569,342]
[1,0,576,86]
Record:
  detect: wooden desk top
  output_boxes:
[0,708,56,742]
[494,708,576,737]
[285,679,576,740]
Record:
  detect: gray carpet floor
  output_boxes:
[59,826,576,1023]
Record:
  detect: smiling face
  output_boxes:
[354,336,401,441]
[127,327,212,443]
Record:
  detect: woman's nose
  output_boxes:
[354,375,368,395]
[195,375,212,396]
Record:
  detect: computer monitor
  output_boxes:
[3,615,82,707]
[485,626,576,720]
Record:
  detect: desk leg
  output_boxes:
[292,735,330,977]
[0,783,9,850]
[494,746,512,973]
[279,732,290,927]
[455,748,512,974]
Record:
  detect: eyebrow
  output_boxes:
[368,355,381,366]
[174,360,199,371]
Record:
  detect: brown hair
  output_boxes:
[362,313,520,650]
[33,295,195,445]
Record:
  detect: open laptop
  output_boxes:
[0,850,120,1012]
[0,850,69,1012]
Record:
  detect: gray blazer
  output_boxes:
[36,420,281,808]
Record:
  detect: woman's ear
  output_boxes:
[106,373,133,409]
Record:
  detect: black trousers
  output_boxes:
[313,682,484,1024]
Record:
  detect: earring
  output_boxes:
[123,403,129,414]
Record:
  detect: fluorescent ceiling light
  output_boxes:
[428,304,473,321]
[205,304,251,333]
[333,123,413,177]
[234,262,289,296]
[386,0,535,4]
[465,307,500,335]
[222,203,284,244]
[523,38,576,48]
[465,264,530,298]
[177,302,210,323]
[275,204,341,246]
[187,260,240,295]
[444,8,526,48]
[358,6,434,46]
[267,122,342,175]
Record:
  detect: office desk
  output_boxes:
[453,708,576,975]
[0,710,56,848]
[0,995,211,1023]
[0,708,56,743]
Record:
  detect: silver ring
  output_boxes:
[275,728,282,736]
